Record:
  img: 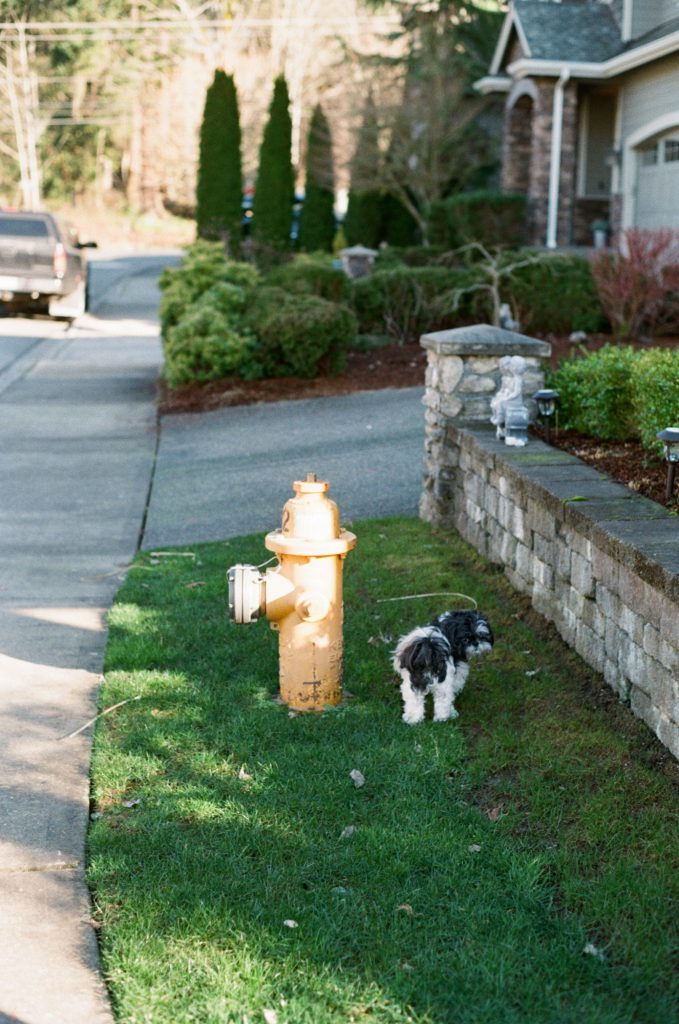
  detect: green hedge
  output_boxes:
[266,256,351,303]
[550,345,679,455]
[374,245,454,269]
[428,191,528,249]
[159,242,260,334]
[160,245,356,385]
[351,266,477,343]
[506,254,607,335]
[633,348,679,456]
[246,290,356,378]
[548,345,638,441]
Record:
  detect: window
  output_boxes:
[640,144,659,166]
[664,139,679,162]
[0,217,50,237]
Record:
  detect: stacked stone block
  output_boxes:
[420,419,679,761]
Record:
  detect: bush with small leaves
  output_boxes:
[549,345,638,441]
[507,253,607,335]
[159,244,260,334]
[352,266,476,343]
[266,256,351,303]
[632,348,679,456]
[251,295,356,378]
[164,307,258,388]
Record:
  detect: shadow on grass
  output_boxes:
[89,519,679,1024]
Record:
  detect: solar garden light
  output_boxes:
[533,388,559,444]
[656,427,679,503]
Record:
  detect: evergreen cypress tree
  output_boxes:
[298,104,335,253]
[195,69,243,244]
[344,92,383,249]
[252,75,294,249]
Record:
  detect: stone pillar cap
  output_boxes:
[420,324,551,358]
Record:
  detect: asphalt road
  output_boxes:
[0,251,172,1024]
[143,386,426,548]
[0,250,427,1023]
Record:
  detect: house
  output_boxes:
[476,0,679,247]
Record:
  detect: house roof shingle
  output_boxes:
[513,0,623,64]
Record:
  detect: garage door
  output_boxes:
[636,133,679,229]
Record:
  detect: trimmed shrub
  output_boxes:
[633,348,679,456]
[506,253,607,335]
[351,266,476,343]
[249,294,356,378]
[590,229,679,339]
[164,308,257,388]
[374,245,455,269]
[549,345,638,441]
[195,70,243,244]
[428,190,528,249]
[266,256,351,303]
[159,244,259,333]
[298,104,336,253]
[252,75,294,249]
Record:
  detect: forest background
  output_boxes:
[0,1,502,247]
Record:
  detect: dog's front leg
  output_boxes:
[401,678,426,725]
[432,671,458,722]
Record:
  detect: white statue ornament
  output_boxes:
[490,355,513,440]
[490,355,529,447]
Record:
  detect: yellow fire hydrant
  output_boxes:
[227,474,356,711]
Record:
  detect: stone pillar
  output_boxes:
[419,324,551,526]
[557,79,578,246]
[528,78,578,247]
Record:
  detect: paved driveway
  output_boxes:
[143,386,426,548]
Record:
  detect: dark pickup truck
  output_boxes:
[0,210,96,321]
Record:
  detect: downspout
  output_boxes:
[546,68,570,250]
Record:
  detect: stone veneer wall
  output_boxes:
[420,387,679,759]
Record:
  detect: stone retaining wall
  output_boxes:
[420,422,679,760]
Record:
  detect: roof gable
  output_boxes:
[513,0,623,63]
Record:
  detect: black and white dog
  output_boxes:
[392,611,494,725]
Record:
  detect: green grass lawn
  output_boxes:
[89,517,679,1024]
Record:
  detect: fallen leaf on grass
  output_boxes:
[485,805,503,822]
[583,942,606,961]
[340,825,357,839]
[238,766,253,781]
[283,919,298,929]
[122,798,141,808]
[350,769,365,788]
[184,581,206,589]
[396,904,414,915]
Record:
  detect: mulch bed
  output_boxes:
[158,334,678,512]
[533,426,675,510]
[158,343,428,415]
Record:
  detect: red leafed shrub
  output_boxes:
[589,228,679,340]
